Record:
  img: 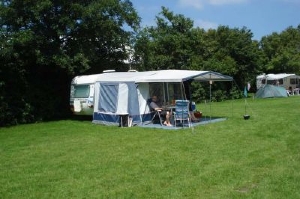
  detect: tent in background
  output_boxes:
[92,70,233,126]
[255,84,288,98]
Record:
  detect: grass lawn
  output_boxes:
[1,96,300,198]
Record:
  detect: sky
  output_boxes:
[129,0,300,40]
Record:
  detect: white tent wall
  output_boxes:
[93,81,100,115]
[117,83,129,115]
[137,82,151,121]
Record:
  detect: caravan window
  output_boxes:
[74,85,90,98]
[290,78,298,85]
[266,79,283,85]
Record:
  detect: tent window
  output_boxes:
[149,83,163,100]
[74,85,90,98]
[149,82,183,105]
[165,83,183,102]
[99,84,118,113]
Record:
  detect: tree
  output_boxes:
[134,7,195,70]
[260,25,300,74]
[203,26,262,89]
[134,8,261,96]
[0,0,140,126]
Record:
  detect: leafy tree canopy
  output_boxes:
[0,0,140,126]
[1,0,140,74]
[134,7,261,88]
[260,25,300,74]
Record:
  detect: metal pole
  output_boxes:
[209,80,212,122]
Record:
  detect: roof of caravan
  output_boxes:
[257,73,298,80]
[95,70,233,83]
[71,74,103,84]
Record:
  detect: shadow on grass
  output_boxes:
[139,117,227,130]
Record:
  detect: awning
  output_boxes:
[94,70,233,83]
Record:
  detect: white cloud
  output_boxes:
[178,0,248,9]
[178,0,204,9]
[208,0,248,6]
[194,19,218,30]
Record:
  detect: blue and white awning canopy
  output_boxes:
[95,70,233,83]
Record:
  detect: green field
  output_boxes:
[1,96,300,198]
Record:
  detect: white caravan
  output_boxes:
[70,74,102,115]
[256,73,300,90]
[70,70,137,115]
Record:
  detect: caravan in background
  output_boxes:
[256,73,300,94]
[70,73,102,115]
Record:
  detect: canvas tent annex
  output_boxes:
[92,70,233,126]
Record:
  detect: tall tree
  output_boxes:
[0,0,140,126]
[260,25,300,74]
[134,7,195,70]
[203,26,262,88]
[134,8,261,92]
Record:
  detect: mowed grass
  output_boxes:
[1,96,300,199]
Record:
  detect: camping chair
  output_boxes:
[147,98,163,125]
[173,100,192,128]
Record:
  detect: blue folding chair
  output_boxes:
[173,100,191,128]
